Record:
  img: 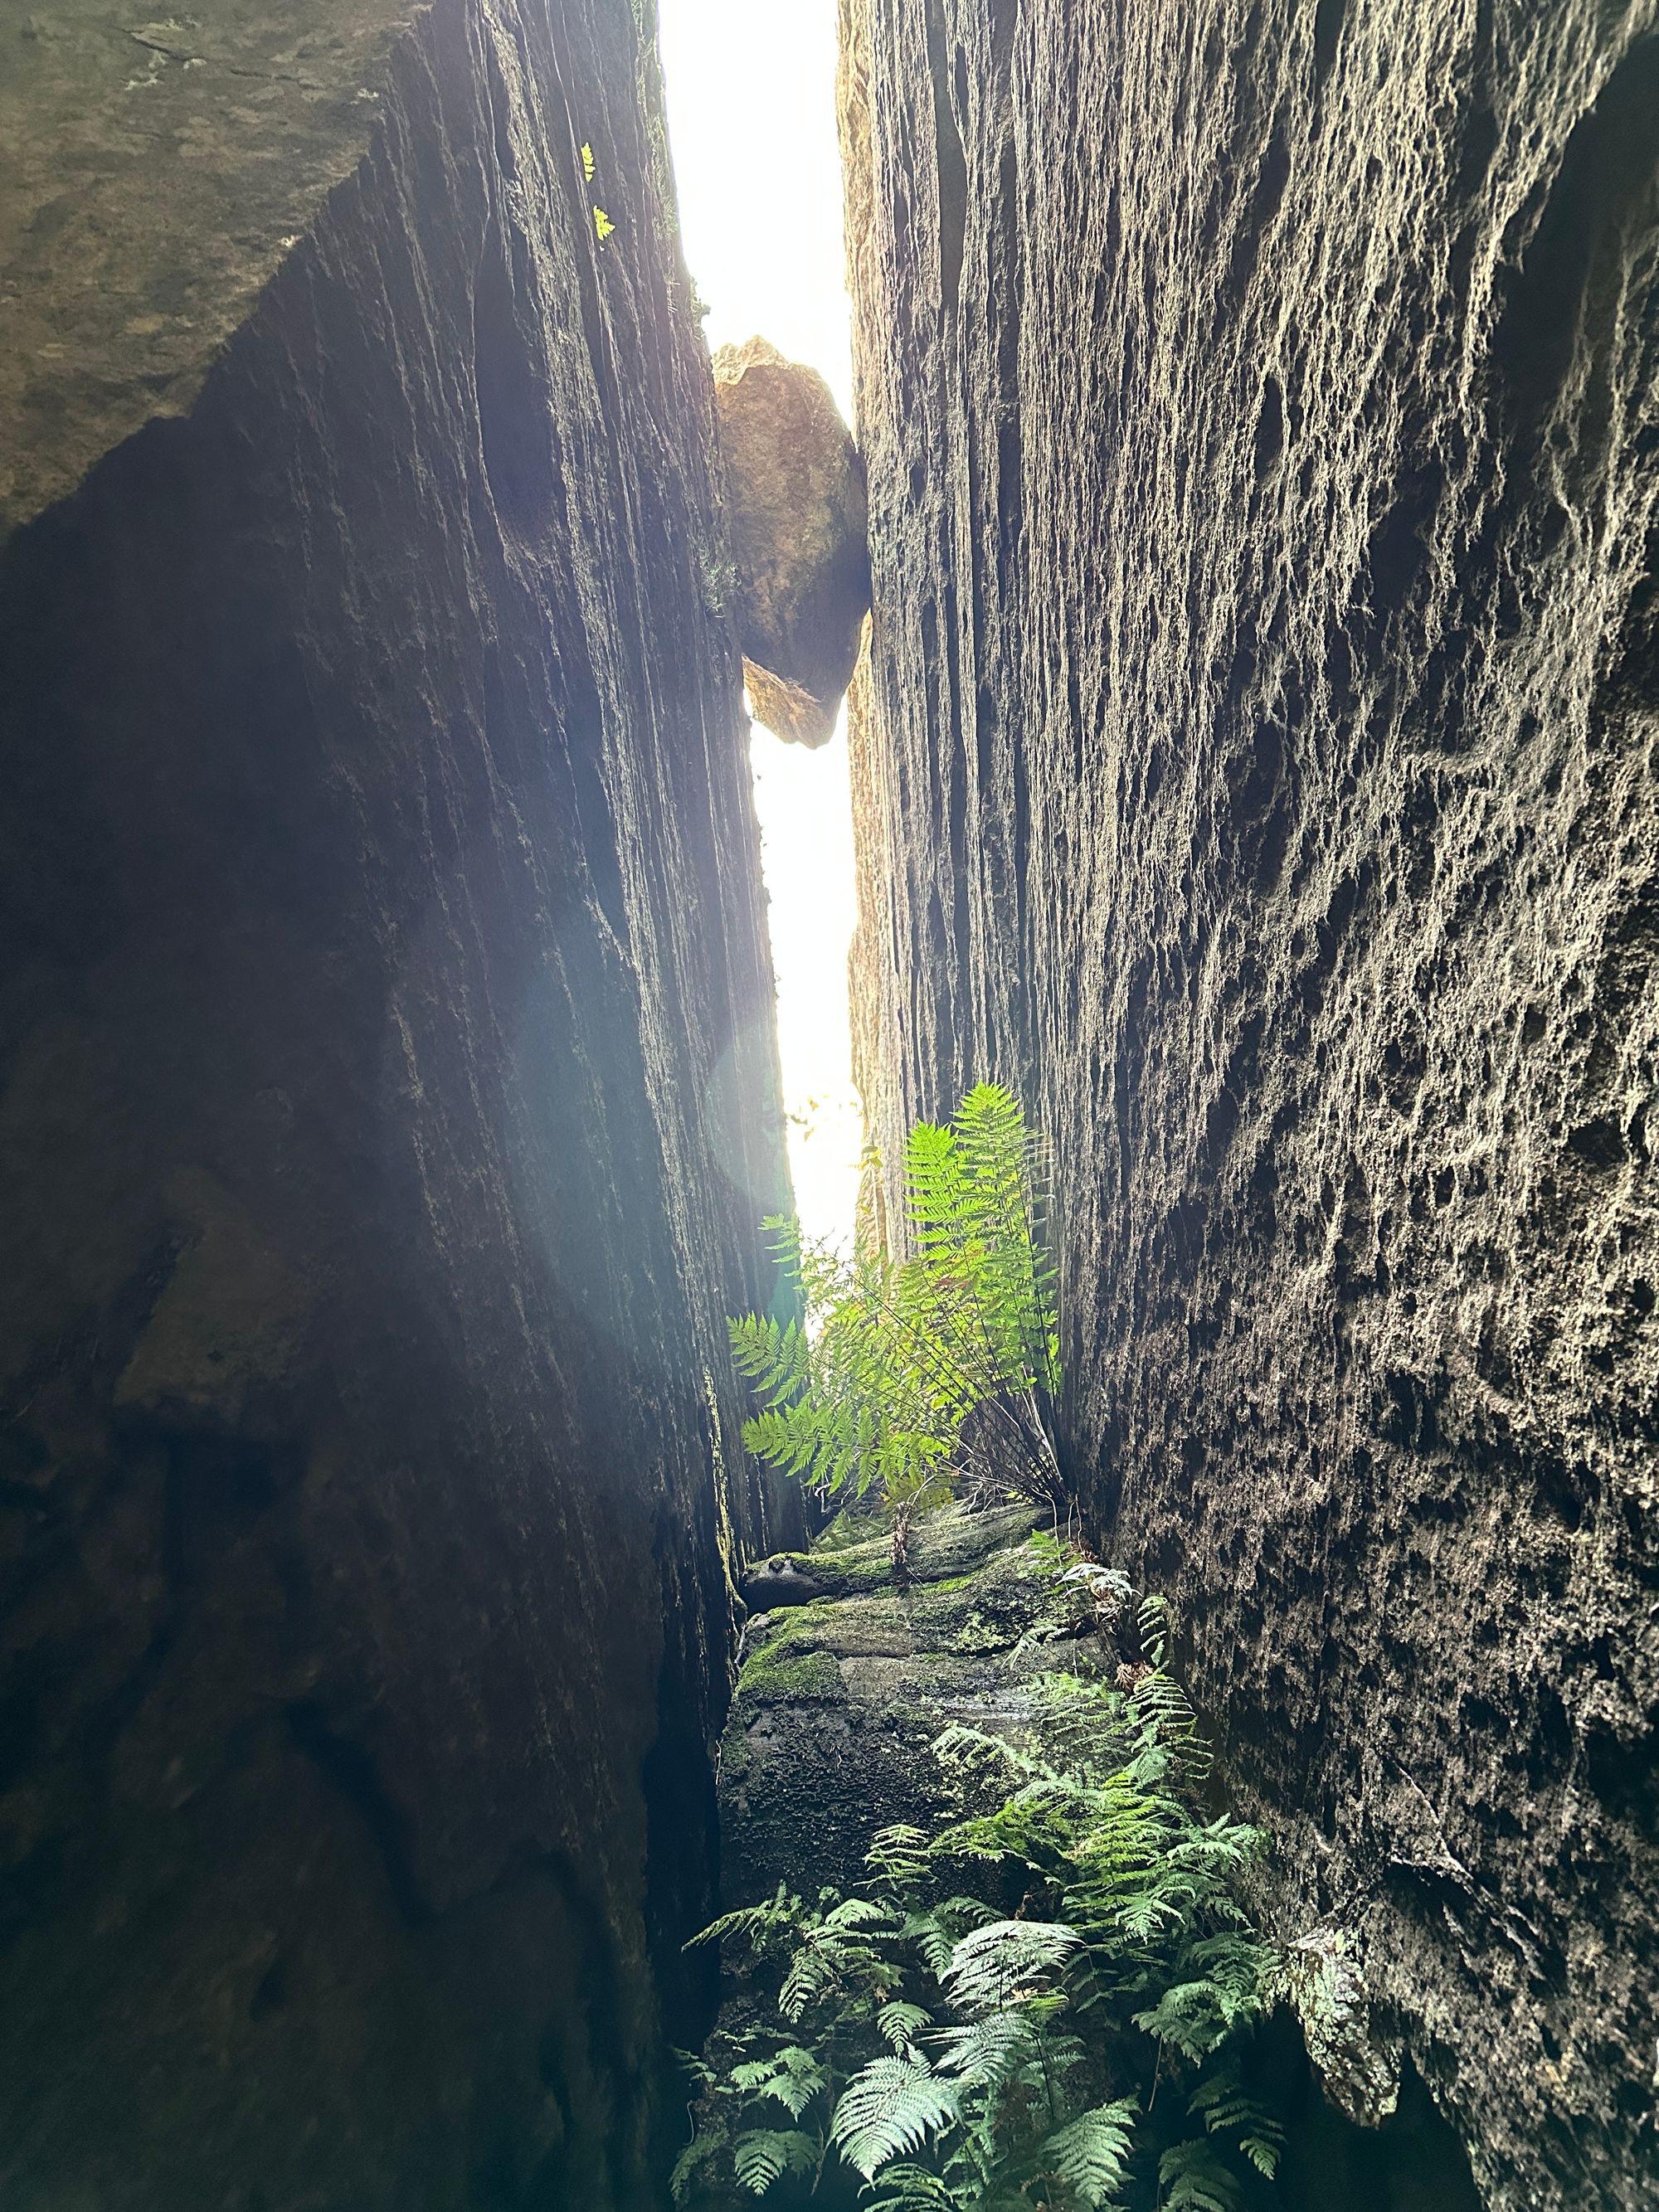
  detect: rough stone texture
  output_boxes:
[0,1,800,2204]
[839,2,1659,2205]
[0,0,422,536]
[718,1504,1078,1900]
[712,337,871,746]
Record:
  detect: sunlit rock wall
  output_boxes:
[0,1,796,2204]
[840,1,1659,2202]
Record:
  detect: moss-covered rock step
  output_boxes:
[718,1503,1107,1902]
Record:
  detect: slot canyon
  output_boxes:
[0,2,1653,2208]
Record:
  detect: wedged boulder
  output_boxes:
[712,337,870,746]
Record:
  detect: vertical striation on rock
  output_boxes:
[840,0,1659,2203]
[0,0,797,2204]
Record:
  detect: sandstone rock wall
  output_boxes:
[839,2,1659,2202]
[0,1,797,2203]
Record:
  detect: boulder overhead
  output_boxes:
[713,335,870,747]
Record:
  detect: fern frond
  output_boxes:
[902,1895,996,1978]
[669,2127,726,2204]
[878,2001,932,2053]
[1041,2098,1138,2210]
[1136,1592,1171,1670]
[1240,2129,1286,2178]
[732,2127,816,2195]
[1126,1669,1208,1789]
[1156,2136,1241,2212]
[866,1824,932,1889]
[727,1085,1062,1514]
[1188,2058,1285,2177]
[830,2057,957,2180]
[861,2161,957,2212]
[929,2009,1039,2090]
[730,2044,829,2119]
[1130,1930,1271,2063]
[684,1882,802,1953]
[727,1314,811,1407]
[941,1919,1079,2016]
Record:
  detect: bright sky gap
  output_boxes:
[655,0,863,1250]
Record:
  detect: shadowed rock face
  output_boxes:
[713,337,871,746]
[0,0,422,536]
[839,1,1659,2204]
[0,0,799,2204]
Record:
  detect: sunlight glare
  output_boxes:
[657,0,863,1249]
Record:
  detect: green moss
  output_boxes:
[944,1610,1010,1654]
[749,1601,837,1650]
[834,1552,898,1587]
[736,1644,845,1706]
[718,1724,754,1786]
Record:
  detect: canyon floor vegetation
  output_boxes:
[693,1091,1296,2209]
[675,1548,1291,2212]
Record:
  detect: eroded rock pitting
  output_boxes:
[840,1,1659,2203]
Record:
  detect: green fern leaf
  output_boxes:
[669,2127,725,2204]
[941,1918,1079,2015]
[878,2001,932,2051]
[730,2044,829,2119]
[862,2162,957,2212]
[930,2009,1039,2089]
[1042,2098,1138,2210]
[1157,2137,1241,2212]
[830,2057,957,2180]
[732,2128,815,2194]
[727,1086,1062,1514]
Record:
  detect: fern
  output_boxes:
[730,2044,827,2118]
[940,1918,1080,2015]
[732,2128,815,2193]
[830,2055,958,2178]
[1156,2136,1242,2211]
[1188,2058,1285,2178]
[931,2009,1038,2086]
[669,2127,725,2205]
[727,1085,1063,1510]
[1042,2099,1138,2210]
[683,1880,805,1955]
[863,2161,959,2212]
[878,2000,933,2052]
[678,1583,1289,2212]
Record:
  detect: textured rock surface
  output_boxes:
[719,1504,1074,1900]
[0,0,421,536]
[840,1,1659,2204]
[713,337,871,746]
[0,1,798,2204]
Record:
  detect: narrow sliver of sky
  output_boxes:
[655,0,863,1250]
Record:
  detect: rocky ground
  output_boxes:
[694,1502,1483,2210]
